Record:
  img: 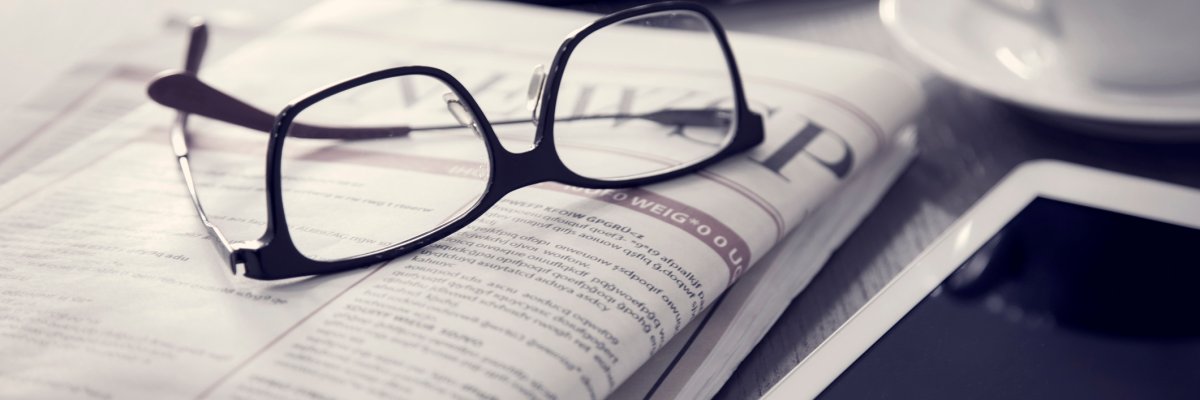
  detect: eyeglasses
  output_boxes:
[148,1,764,280]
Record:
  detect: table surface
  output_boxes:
[3,1,1198,399]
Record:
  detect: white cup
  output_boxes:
[988,0,1200,88]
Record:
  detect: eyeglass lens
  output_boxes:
[554,10,737,181]
[279,74,491,261]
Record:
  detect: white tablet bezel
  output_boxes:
[762,160,1200,399]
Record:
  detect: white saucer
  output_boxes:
[880,0,1200,141]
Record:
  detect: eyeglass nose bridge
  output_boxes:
[490,141,564,190]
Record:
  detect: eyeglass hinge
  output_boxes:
[228,241,263,277]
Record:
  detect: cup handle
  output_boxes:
[980,0,1059,36]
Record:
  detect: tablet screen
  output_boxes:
[819,197,1200,399]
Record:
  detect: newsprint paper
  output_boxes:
[0,1,922,399]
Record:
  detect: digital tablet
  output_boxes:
[763,160,1200,399]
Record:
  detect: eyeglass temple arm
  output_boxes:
[156,16,731,142]
[149,72,414,139]
[148,72,733,135]
[159,16,409,140]
[170,19,245,273]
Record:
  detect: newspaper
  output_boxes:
[0,1,922,399]
[615,127,915,400]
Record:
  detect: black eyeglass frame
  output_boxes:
[172,1,764,280]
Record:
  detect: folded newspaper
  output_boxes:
[0,1,922,399]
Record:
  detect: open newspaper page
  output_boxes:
[0,1,921,399]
